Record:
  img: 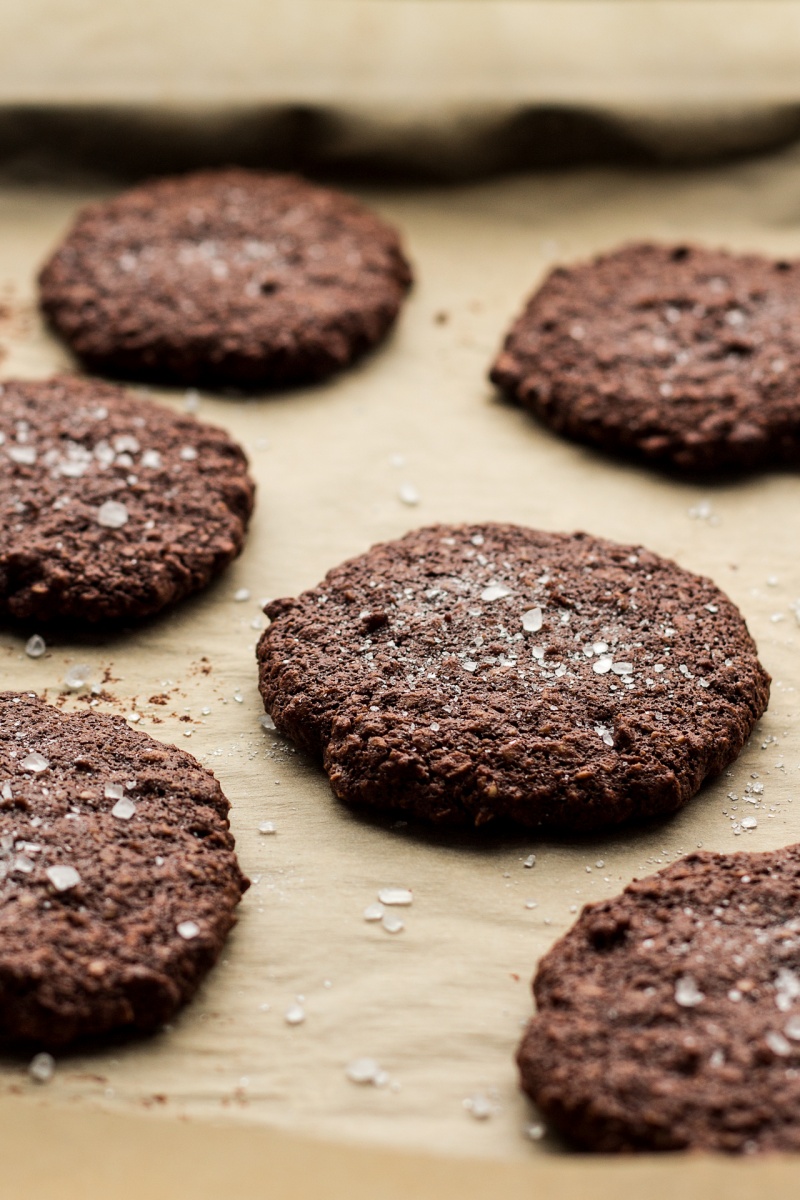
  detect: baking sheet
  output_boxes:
[2,149,800,1179]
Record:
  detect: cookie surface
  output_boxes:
[39,169,413,388]
[256,523,769,832]
[490,243,800,471]
[0,376,254,622]
[518,847,800,1153]
[0,691,247,1047]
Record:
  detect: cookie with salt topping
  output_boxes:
[0,376,254,622]
[490,243,800,471]
[0,691,248,1046]
[256,523,769,832]
[518,846,800,1153]
[38,168,413,388]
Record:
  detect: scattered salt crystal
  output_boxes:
[24,635,46,659]
[398,483,420,506]
[378,887,412,906]
[234,588,250,602]
[481,584,512,602]
[180,446,198,461]
[741,816,757,831]
[260,714,276,731]
[111,798,136,820]
[258,821,276,835]
[64,664,92,690]
[381,915,404,934]
[611,662,633,676]
[523,855,536,869]
[184,390,200,412]
[346,1058,383,1084]
[525,1122,545,1141]
[593,657,613,675]
[96,500,129,529]
[28,1053,55,1084]
[463,1093,493,1120]
[524,899,538,909]
[785,1015,800,1040]
[766,1030,792,1057]
[46,865,81,892]
[364,902,385,921]
[141,449,162,469]
[462,660,478,673]
[594,724,614,747]
[176,920,200,940]
[104,783,124,800]
[285,1003,305,1025]
[675,976,704,1007]
[521,607,543,633]
[21,752,49,774]
[1,782,12,800]
[8,445,36,465]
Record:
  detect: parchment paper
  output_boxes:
[2,149,800,1175]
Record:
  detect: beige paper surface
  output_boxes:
[2,151,800,1189]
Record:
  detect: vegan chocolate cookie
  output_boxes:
[0,376,255,622]
[0,691,248,1047]
[490,243,800,471]
[39,168,413,388]
[518,846,800,1153]
[256,523,769,832]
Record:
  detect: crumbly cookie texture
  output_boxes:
[257,522,769,832]
[491,243,800,471]
[0,692,248,1047]
[39,168,413,388]
[0,376,255,622]
[518,847,800,1153]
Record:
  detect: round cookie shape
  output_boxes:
[256,523,769,832]
[490,243,800,471]
[0,691,248,1046]
[0,376,255,622]
[517,847,800,1153]
[39,169,413,388]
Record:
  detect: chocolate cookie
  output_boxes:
[0,691,248,1046]
[39,169,413,388]
[490,243,800,471]
[256,523,769,832]
[0,376,254,622]
[517,846,800,1153]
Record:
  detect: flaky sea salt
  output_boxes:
[96,500,129,529]
[766,1030,792,1057]
[378,887,412,906]
[521,607,543,633]
[258,821,277,835]
[285,1003,305,1025]
[345,1058,383,1085]
[260,714,277,731]
[64,664,92,690]
[675,976,704,1007]
[28,1053,55,1083]
[381,915,404,934]
[398,483,420,506]
[481,584,512,602]
[177,920,200,940]
[593,657,613,675]
[234,588,251,602]
[46,865,81,892]
[21,752,49,774]
[463,1093,493,1120]
[111,798,136,820]
[24,635,46,659]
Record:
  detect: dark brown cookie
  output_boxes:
[256,523,769,832]
[39,169,413,388]
[0,376,255,622]
[490,243,800,471]
[0,691,248,1047]
[517,846,800,1153]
